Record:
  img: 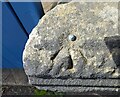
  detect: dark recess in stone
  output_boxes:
[104,36,120,76]
[118,1,120,35]
[67,55,73,69]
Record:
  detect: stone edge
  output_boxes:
[28,77,120,92]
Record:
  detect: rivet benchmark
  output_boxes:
[68,34,76,41]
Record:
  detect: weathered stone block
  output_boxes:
[23,2,120,93]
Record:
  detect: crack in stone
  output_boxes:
[78,49,88,65]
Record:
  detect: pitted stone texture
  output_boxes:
[23,2,120,79]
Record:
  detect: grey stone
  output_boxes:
[2,69,28,85]
[23,2,120,92]
[41,0,71,14]
[41,1,58,13]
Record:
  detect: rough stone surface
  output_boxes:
[23,2,120,92]
[41,0,58,13]
[2,69,28,85]
[41,0,72,13]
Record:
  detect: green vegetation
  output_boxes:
[34,88,64,97]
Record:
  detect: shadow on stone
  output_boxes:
[104,36,120,75]
[118,1,120,35]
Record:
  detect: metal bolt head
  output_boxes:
[68,34,76,41]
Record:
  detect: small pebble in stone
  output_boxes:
[68,34,76,41]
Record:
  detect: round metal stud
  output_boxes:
[68,34,76,41]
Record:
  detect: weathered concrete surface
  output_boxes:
[23,2,120,92]
[2,69,28,85]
